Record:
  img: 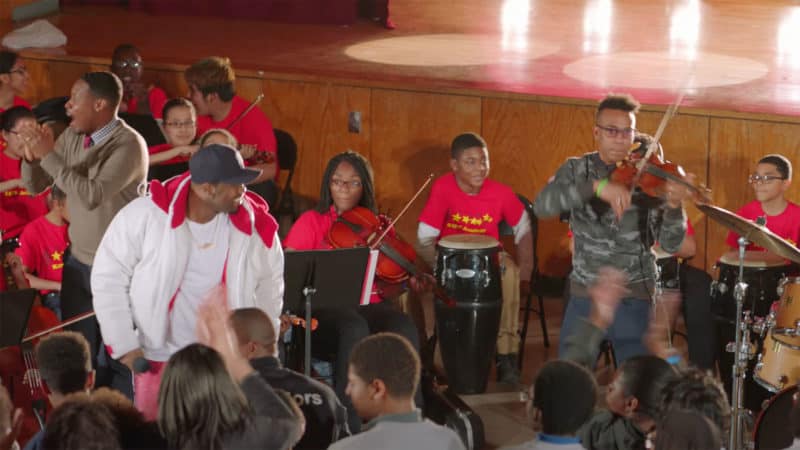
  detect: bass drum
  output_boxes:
[753,387,796,450]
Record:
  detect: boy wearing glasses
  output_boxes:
[726,154,800,250]
[110,44,168,121]
[534,93,690,366]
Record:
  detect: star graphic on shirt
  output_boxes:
[452,213,462,223]
[51,251,63,262]
[482,214,493,223]
[470,217,482,225]
[461,215,472,224]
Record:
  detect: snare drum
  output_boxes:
[434,234,502,394]
[753,331,800,392]
[713,251,792,320]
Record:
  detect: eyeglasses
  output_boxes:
[330,179,363,190]
[596,124,636,138]
[164,120,196,129]
[112,60,142,70]
[748,174,786,185]
[8,66,27,75]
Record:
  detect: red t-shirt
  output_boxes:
[14,215,69,293]
[149,143,189,166]
[127,86,169,120]
[0,150,48,238]
[284,206,387,304]
[418,173,524,241]
[725,200,800,250]
[196,95,277,169]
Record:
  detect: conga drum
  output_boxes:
[434,234,502,394]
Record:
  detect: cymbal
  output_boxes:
[697,203,800,264]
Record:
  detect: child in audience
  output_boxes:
[229,307,350,449]
[502,360,597,450]
[157,289,304,450]
[110,44,168,121]
[41,396,122,450]
[658,368,730,443]
[653,410,722,450]
[198,127,238,148]
[0,51,30,113]
[10,185,69,319]
[328,333,465,450]
[24,331,94,450]
[148,98,198,166]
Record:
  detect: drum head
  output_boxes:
[438,234,500,250]
[719,250,788,268]
[754,387,796,450]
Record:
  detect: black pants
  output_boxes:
[312,303,420,432]
[679,264,716,370]
[61,253,133,399]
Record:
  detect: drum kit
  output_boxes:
[697,203,800,450]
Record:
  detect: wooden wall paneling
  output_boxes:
[143,68,186,103]
[260,79,371,205]
[23,59,93,104]
[370,89,482,241]
[707,118,800,266]
[482,99,596,276]
[636,112,710,270]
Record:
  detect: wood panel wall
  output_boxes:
[20,55,800,276]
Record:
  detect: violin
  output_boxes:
[0,293,61,445]
[610,139,711,204]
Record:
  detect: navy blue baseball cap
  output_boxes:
[189,144,261,185]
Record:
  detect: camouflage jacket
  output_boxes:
[534,152,686,288]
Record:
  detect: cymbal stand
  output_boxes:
[728,237,755,450]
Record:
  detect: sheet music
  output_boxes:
[360,249,379,305]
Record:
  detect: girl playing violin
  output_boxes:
[283,150,421,433]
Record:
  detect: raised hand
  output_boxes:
[17,121,55,161]
[588,267,629,329]
[596,180,632,220]
[196,285,253,382]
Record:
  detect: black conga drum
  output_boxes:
[434,234,502,394]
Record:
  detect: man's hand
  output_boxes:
[197,286,253,383]
[664,173,695,209]
[239,144,257,160]
[119,348,145,373]
[18,122,55,161]
[588,267,629,330]
[408,272,436,294]
[595,180,631,220]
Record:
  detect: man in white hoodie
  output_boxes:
[91,143,284,420]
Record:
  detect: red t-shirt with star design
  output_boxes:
[14,215,69,294]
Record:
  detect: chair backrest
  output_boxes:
[274,128,298,173]
[498,193,540,280]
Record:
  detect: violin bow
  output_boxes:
[371,174,435,248]
[21,311,96,344]
[630,91,685,188]
[227,93,265,130]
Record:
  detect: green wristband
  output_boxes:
[595,178,609,197]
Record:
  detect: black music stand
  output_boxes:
[120,112,167,146]
[0,289,37,348]
[283,247,371,376]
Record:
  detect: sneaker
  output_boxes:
[496,353,520,385]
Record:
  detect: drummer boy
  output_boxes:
[416,132,534,384]
[726,154,800,250]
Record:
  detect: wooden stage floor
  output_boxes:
[10,0,800,118]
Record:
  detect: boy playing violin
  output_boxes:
[416,132,534,385]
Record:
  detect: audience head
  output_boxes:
[346,333,419,422]
[606,355,677,421]
[91,387,165,449]
[594,93,639,164]
[110,44,143,88]
[450,132,489,194]
[66,72,123,134]
[229,307,278,359]
[48,183,69,220]
[659,367,730,438]
[184,57,236,116]
[653,409,722,450]
[751,154,792,203]
[0,106,37,157]
[198,127,237,148]
[316,150,375,214]
[530,360,597,435]
[158,343,249,450]
[189,144,259,214]
[42,394,122,450]
[162,97,197,146]
[35,331,94,405]
[0,51,28,95]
